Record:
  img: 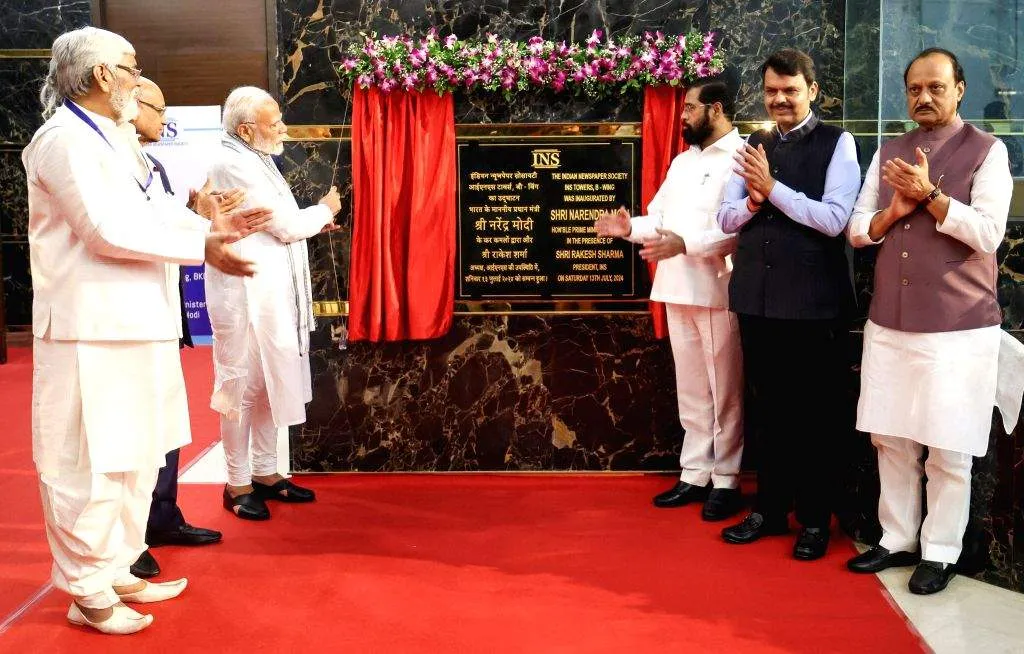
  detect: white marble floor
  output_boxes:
[876,563,1024,653]
[182,446,1024,653]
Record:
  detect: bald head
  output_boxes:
[132,77,167,144]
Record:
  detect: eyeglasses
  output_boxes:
[114,63,143,80]
[240,119,286,129]
[137,99,166,116]
[681,102,708,116]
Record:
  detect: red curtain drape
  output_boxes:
[640,85,688,339]
[349,87,456,342]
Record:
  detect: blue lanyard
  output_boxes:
[64,99,154,194]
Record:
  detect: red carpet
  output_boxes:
[1,475,924,652]
[0,346,219,620]
[1,345,923,652]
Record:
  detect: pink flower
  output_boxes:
[586,29,603,49]
[695,62,710,77]
[527,36,545,56]
[356,74,373,87]
[445,34,458,48]
[409,48,428,68]
[379,78,396,92]
[552,70,567,91]
[402,74,418,90]
[342,58,357,71]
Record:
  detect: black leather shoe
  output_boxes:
[793,527,830,561]
[223,487,270,520]
[148,524,223,547]
[252,478,316,503]
[130,550,160,578]
[652,481,709,508]
[721,512,788,544]
[701,488,743,521]
[908,560,956,595]
[847,546,920,573]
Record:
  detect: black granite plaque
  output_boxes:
[457,139,638,299]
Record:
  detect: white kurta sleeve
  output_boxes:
[34,130,206,265]
[153,196,212,232]
[936,140,1012,254]
[847,151,884,248]
[679,213,737,257]
[215,158,334,244]
[627,213,662,242]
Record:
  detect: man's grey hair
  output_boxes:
[222,86,275,133]
[40,27,134,119]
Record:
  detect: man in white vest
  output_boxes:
[595,77,745,520]
[25,27,268,634]
[206,86,341,520]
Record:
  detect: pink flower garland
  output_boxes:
[339,29,725,98]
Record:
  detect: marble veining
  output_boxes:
[0,0,91,50]
[0,59,50,144]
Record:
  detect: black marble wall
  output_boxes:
[275,0,1024,593]
[0,2,91,330]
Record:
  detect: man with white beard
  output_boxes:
[206,87,341,520]
[24,27,268,634]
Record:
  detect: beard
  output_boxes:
[110,76,139,123]
[250,132,285,156]
[682,111,713,145]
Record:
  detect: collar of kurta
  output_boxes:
[775,111,818,142]
[699,128,742,154]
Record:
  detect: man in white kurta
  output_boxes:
[206,86,340,520]
[25,28,262,634]
[845,49,1013,595]
[596,79,744,521]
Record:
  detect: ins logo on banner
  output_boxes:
[531,148,561,169]
[160,121,180,141]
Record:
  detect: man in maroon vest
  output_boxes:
[845,48,1013,595]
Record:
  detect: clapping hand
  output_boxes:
[882,148,934,201]
[594,206,632,238]
[733,143,774,204]
[639,228,686,262]
[189,178,246,219]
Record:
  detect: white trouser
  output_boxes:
[39,465,159,609]
[665,304,744,489]
[872,433,973,564]
[220,338,278,487]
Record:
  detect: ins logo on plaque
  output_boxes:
[531,148,561,169]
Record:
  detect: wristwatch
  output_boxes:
[922,185,942,205]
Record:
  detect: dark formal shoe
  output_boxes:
[908,560,956,595]
[252,478,316,503]
[652,481,709,508]
[147,524,223,547]
[223,487,270,520]
[701,488,743,521]
[847,546,921,573]
[721,512,789,544]
[130,550,160,579]
[793,527,830,561]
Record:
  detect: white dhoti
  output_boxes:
[665,304,744,489]
[32,338,186,607]
[219,326,279,487]
[857,320,999,563]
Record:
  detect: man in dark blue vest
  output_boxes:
[127,78,239,578]
[715,49,861,560]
